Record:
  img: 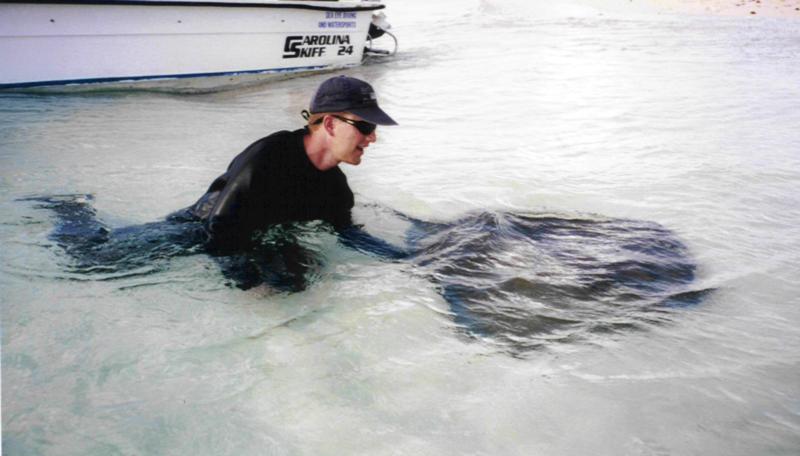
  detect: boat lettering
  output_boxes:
[325,11,357,19]
[318,21,357,29]
[283,35,352,59]
[319,12,357,29]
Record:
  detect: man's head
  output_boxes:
[309,76,397,127]
[304,76,397,168]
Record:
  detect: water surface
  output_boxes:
[3,0,800,454]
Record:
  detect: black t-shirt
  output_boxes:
[187,128,354,251]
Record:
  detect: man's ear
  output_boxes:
[323,115,336,136]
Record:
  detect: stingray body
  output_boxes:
[403,211,707,352]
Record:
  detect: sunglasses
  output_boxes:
[329,115,377,136]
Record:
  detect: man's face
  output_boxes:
[329,114,377,166]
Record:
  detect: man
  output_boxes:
[186,75,397,253]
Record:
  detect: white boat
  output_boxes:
[0,0,396,92]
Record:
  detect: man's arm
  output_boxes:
[202,163,259,254]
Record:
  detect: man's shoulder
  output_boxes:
[247,128,305,151]
[232,128,305,167]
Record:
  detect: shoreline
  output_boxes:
[652,0,800,17]
[577,0,800,17]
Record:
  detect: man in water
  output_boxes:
[25,74,704,329]
[184,75,397,253]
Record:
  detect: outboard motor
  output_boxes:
[364,12,397,57]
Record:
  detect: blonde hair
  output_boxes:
[306,111,349,132]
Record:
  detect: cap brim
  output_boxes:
[348,106,398,126]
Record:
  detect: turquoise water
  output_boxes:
[3,0,800,454]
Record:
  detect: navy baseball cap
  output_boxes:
[309,76,397,126]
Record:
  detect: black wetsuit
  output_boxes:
[183,128,354,252]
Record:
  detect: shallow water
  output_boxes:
[3,0,800,454]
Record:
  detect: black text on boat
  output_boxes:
[283,35,352,58]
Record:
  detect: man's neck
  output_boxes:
[303,130,339,171]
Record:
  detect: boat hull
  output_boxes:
[0,1,384,92]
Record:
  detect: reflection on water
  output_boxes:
[24,194,708,355]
